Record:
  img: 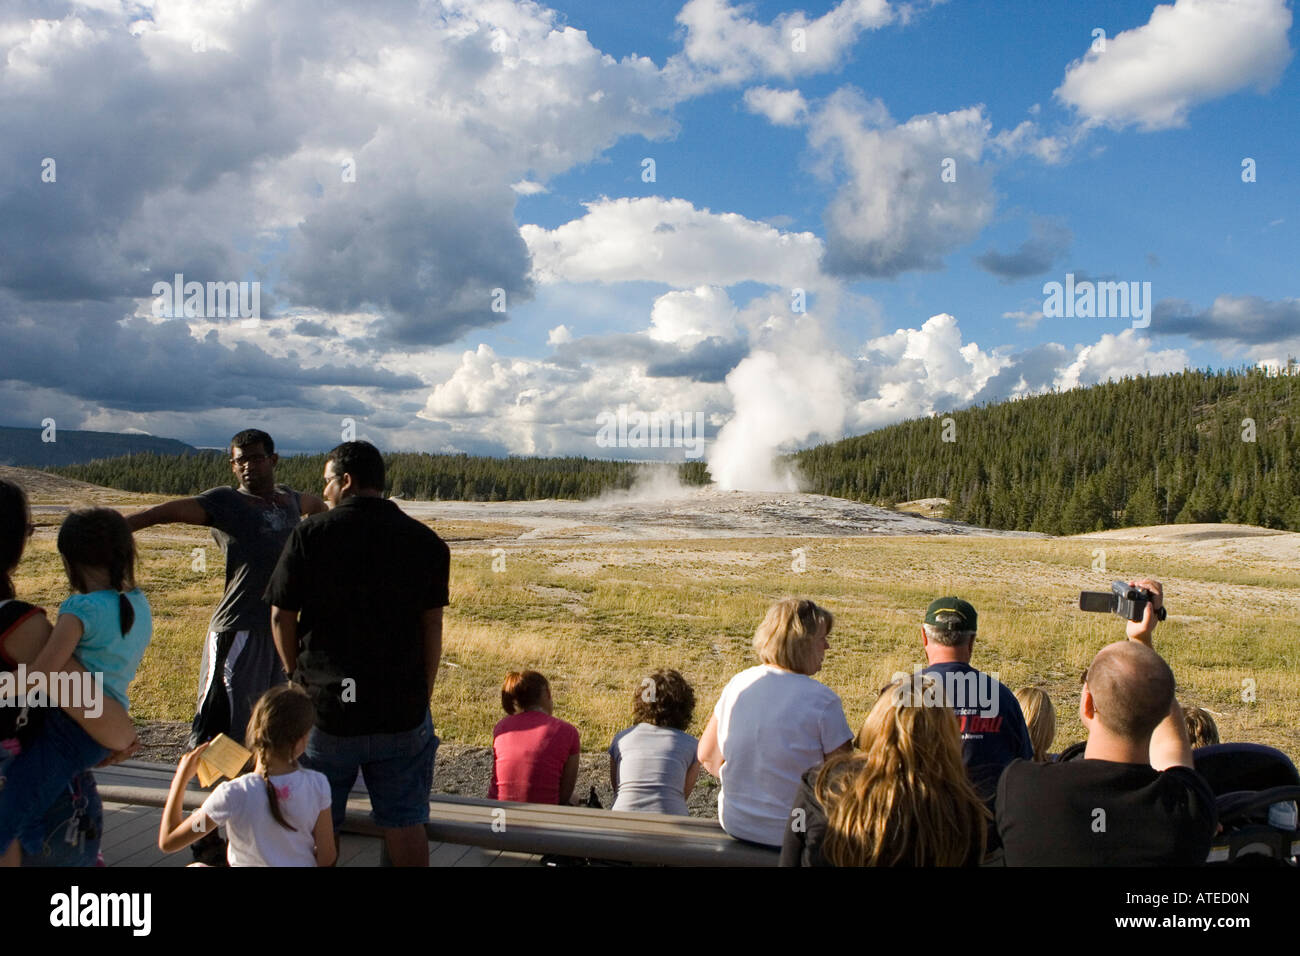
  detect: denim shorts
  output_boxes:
[302,709,437,830]
[0,709,109,853]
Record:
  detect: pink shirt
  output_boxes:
[489,711,580,804]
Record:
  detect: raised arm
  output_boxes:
[1123,579,1193,770]
[125,497,211,532]
[157,743,215,854]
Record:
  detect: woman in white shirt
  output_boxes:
[698,598,853,849]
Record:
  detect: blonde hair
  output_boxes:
[244,684,317,832]
[815,678,989,866]
[752,598,832,675]
[1014,687,1056,762]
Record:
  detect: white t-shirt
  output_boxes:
[714,665,853,847]
[200,768,332,867]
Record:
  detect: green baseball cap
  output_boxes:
[924,597,977,631]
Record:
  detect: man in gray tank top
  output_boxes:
[126,429,326,747]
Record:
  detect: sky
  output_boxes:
[1,0,1296,485]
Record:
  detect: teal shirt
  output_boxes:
[58,589,153,707]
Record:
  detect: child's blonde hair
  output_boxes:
[1014,687,1056,762]
[244,685,317,831]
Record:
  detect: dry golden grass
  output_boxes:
[12,515,1299,764]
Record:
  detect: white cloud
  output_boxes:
[1055,329,1189,388]
[648,286,738,347]
[809,89,997,277]
[521,197,826,289]
[420,343,726,457]
[1056,0,1293,131]
[670,0,895,90]
[511,180,549,195]
[547,324,573,345]
[742,86,808,126]
[1003,309,1045,330]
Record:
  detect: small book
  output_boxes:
[197,733,252,788]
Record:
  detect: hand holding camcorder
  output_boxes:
[1079,580,1168,623]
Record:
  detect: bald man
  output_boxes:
[996,579,1217,865]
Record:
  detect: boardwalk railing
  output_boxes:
[94,761,778,867]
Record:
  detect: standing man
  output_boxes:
[126,429,326,749]
[265,441,449,867]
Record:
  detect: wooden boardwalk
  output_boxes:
[98,801,544,868]
[90,760,775,867]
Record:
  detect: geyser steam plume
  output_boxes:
[707,319,854,491]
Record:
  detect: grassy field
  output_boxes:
[15,506,1300,764]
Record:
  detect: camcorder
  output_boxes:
[1079,580,1168,623]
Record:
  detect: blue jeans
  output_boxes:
[301,709,437,830]
[0,709,109,853]
[21,771,103,866]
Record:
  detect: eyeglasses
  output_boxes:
[230,454,270,466]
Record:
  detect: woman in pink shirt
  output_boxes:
[488,671,580,805]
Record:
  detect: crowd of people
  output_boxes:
[0,428,1250,867]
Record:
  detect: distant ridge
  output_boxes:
[0,425,197,467]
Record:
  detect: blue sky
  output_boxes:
[0,0,1296,486]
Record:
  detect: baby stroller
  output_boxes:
[1193,743,1299,867]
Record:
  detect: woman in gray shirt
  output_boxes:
[608,669,700,816]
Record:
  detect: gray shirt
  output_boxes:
[608,723,698,816]
[197,484,301,633]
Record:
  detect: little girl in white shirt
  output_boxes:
[159,684,336,867]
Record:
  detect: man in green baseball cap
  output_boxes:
[916,596,1033,820]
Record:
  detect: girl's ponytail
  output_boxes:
[244,684,318,833]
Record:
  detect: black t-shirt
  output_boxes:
[263,496,450,736]
[996,757,1218,866]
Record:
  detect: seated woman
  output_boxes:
[1014,686,1057,762]
[698,598,853,849]
[488,671,580,805]
[609,669,699,815]
[781,675,989,866]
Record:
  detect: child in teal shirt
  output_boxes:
[0,508,151,865]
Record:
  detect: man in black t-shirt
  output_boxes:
[265,441,449,867]
[996,579,1217,865]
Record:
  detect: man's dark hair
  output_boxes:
[327,441,385,491]
[231,429,274,455]
[632,668,695,731]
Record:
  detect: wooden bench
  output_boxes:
[93,761,778,867]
